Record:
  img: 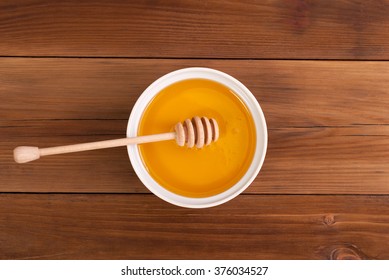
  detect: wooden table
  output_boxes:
[1,1,388,260]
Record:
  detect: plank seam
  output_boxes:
[1,56,389,62]
[1,192,388,196]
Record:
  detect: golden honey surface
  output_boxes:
[138,78,256,198]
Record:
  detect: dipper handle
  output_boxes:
[13,116,219,164]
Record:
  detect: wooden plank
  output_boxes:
[1,58,388,126]
[0,194,388,259]
[1,58,388,194]
[2,121,389,194]
[1,1,389,59]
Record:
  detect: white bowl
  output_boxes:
[127,67,267,208]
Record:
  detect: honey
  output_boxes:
[138,78,256,198]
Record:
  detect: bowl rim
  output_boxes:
[127,67,267,208]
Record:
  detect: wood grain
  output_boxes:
[0,194,388,260]
[1,58,388,194]
[1,0,389,59]
[2,58,389,125]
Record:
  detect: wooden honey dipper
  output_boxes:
[13,116,219,163]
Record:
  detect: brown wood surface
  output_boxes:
[1,0,389,59]
[1,59,388,194]
[1,0,388,260]
[1,194,388,260]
